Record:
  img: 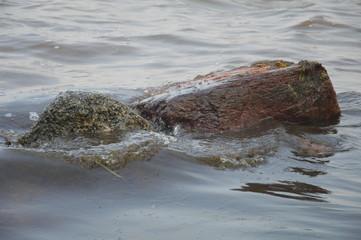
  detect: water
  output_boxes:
[1,0,361,239]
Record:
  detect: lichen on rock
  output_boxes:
[18,91,153,147]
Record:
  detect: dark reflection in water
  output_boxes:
[289,167,327,177]
[292,149,335,159]
[290,156,330,165]
[284,121,340,136]
[232,181,331,202]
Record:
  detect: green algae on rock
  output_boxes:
[18,91,153,147]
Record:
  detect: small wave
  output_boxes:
[291,15,342,30]
[0,70,59,89]
[167,127,281,169]
[137,34,224,48]
[31,41,138,64]
[12,130,176,170]
[182,0,315,12]
[338,91,361,111]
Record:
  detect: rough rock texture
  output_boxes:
[136,60,340,131]
[18,91,153,147]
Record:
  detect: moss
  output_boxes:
[18,91,153,147]
[296,60,323,97]
[275,60,289,68]
[296,61,330,97]
[298,60,323,83]
[320,71,329,81]
[252,60,294,69]
[1,129,15,146]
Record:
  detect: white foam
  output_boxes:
[29,112,39,121]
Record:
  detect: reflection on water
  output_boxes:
[290,156,330,165]
[289,167,327,177]
[233,181,331,202]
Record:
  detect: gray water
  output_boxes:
[1,0,361,239]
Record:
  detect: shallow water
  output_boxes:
[1,0,361,239]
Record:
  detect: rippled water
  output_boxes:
[1,0,361,239]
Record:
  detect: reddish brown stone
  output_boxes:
[135,60,341,131]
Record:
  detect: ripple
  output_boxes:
[0,70,59,89]
[30,41,138,64]
[14,130,175,170]
[137,33,225,48]
[338,91,361,112]
[167,127,281,169]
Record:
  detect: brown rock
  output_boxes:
[136,60,340,131]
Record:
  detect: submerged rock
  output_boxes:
[34,130,174,170]
[136,60,341,131]
[18,91,153,147]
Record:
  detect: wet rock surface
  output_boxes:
[136,60,341,131]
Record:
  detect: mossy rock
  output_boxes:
[18,91,153,147]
